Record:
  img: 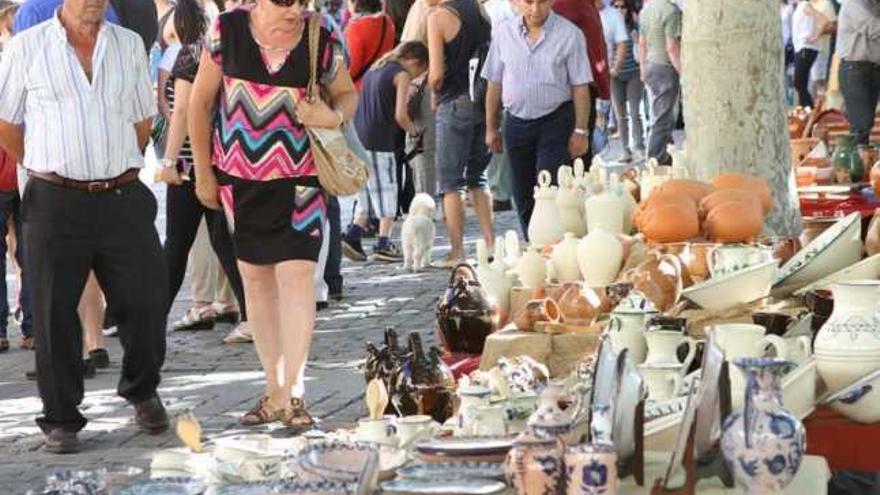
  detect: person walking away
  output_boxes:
[347,42,428,262]
[344,0,395,90]
[0,0,170,453]
[807,0,837,101]
[837,0,880,147]
[427,0,495,266]
[156,0,248,334]
[638,0,681,165]
[596,0,634,162]
[609,0,645,163]
[483,0,591,238]
[791,0,830,108]
[552,0,609,167]
[188,0,358,428]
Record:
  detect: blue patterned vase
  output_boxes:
[721,358,806,495]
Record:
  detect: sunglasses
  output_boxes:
[613,3,626,8]
[269,0,307,6]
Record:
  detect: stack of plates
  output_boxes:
[414,436,514,464]
[381,462,507,495]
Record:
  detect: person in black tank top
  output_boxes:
[426,0,494,267]
[342,42,428,262]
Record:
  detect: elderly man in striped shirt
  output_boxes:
[482,0,592,238]
[0,0,168,453]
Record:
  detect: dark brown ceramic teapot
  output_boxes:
[388,333,455,422]
[435,263,498,355]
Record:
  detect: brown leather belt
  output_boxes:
[27,168,141,192]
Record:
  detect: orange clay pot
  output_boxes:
[639,203,701,244]
[653,179,715,205]
[704,200,764,243]
[700,187,767,217]
[513,298,561,331]
[710,174,772,213]
[557,284,602,325]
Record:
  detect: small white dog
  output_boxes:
[401,193,436,272]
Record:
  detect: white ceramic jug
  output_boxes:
[556,166,588,237]
[503,229,522,270]
[528,170,565,246]
[577,228,624,286]
[513,246,547,289]
[477,237,515,319]
[551,233,583,283]
[584,173,624,234]
[638,363,685,401]
[644,330,697,370]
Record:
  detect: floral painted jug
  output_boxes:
[529,170,565,246]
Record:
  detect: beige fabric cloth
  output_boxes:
[189,219,235,309]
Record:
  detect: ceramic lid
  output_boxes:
[458,385,492,398]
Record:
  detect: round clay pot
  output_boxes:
[639,203,700,244]
[699,188,766,217]
[621,254,683,312]
[704,200,763,243]
[710,174,772,213]
[557,284,602,325]
[653,179,715,204]
[513,298,561,331]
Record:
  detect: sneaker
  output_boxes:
[341,236,368,262]
[619,149,633,163]
[89,348,110,369]
[373,243,403,262]
[172,306,216,332]
[102,326,119,337]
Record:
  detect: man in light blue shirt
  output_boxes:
[482,0,592,237]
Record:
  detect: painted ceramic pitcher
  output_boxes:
[721,358,805,495]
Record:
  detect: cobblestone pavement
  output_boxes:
[0,177,522,493]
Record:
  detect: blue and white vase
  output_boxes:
[721,358,805,495]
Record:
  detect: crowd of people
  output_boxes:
[0,0,875,455]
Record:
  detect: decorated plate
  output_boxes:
[396,462,506,481]
[380,478,507,495]
[773,212,861,291]
[211,479,356,495]
[119,477,205,495]
[298,440,392,483]
[793,252,880,296]
[414,436,514,458]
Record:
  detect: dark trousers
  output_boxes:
[0,191,32,339]
[794,48,819,108]
[22,178,167,433]
[645,63,680,165]
[840,60,880,146]
[584,89,598,168]
[504,101,575,238]
[324,196,343,296]
[165,180,246,319]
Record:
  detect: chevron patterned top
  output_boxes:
[207,7,343,181]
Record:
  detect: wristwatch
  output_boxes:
[573,128,589,136]
[163,157,177,168]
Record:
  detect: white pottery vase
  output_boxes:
[477,237,515,318]
[585,175,624,234]
[550,233,582,283]
[611,173,638,235]
[577,228,623,286]
[556,166,588,237]
[814,281,880,396]
[640,158,672,201]
[503,230,522,271]
[513,247,547,289]
[528,170,565,247]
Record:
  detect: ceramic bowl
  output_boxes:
[824,368,880,424]
[772,212,862,297]
[793,252,880,296]
[681,260,777,311]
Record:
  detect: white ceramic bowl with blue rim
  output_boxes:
[681,259,778,312]
[772,212,862,297]
[793,252,880,296]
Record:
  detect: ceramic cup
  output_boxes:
[472,405,508,436]
[644,330,697,369]
[708,244,774,278]
[563,444,618,495]
[356,417,397,446]
[638,363,685,401]
[607,310,657,365]
[396,415,438,449]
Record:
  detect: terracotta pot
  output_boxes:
[640,203,701,244]
[866,209,880,257]
[700,187,767,217]
[710,174,772,213]
[756,236,802,266]
[599,282,634,313]
[653,179,715,205]
[704,200,764,243]
[621,253,683,312]
[513,298,562,331]
[557,284,602,325]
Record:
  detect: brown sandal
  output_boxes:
[282,397,315,429]
[240,396,282,426]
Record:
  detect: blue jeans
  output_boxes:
[0,190,32,339]
[503,102,575,238]
[435,95,491,194]
[840,60,880,146]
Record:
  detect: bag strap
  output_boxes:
[306,13,321,100]
[352,16,388,83]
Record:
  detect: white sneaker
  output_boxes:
[633,149,646,163]
[619,149,633,163]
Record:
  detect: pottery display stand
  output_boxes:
[620,400,646,486]
[650,422,697,495]
[694,361,734,488]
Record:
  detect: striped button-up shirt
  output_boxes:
[481,12,592,121]
[0,12,156,180]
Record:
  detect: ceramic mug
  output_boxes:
[708,244,773,278]
[471,405,508,436]
[356,417,397,446]
[396,415,439,449]
[644,330,697,369]
[607,311,657,364]
[638,363,685,401]
[711,324,794,405]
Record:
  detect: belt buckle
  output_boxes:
[87,181,110,193]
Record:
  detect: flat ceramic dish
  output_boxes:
[119,477,205,495]
[793,253,880,296]
[414,437,514,458]
[211,479,356,495]
[773,212,862,296]
[380,478,507,495]
[681,260,777,311]
[298,441,384,483]
[396,462,506,481]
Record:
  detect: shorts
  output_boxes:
[435,94,491,194]
[356,150,398,219]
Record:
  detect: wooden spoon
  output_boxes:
[176,412,203,453]
[366,379,388,420]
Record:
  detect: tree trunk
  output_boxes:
[681,0,802,237]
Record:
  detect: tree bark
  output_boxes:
[681,0,802,237]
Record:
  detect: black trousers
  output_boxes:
[22,178,167,433]
[165,180,246,319]
[840,60,880,146]
[794,48,819,108]
[323,196,342,296]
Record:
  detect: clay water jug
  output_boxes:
[577,228,624,286]
[556,166,588,237]
[612,173,638,234]
[435,264,498,355]
[528,170,565,246]
[550,233,583,283]
[513,246,547,289]
[477,238,515,323]
[585,172,624,234]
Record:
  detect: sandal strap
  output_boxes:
[283,397,315,428]
[241,396,280,425]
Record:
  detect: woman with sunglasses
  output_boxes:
[189,0,358,428]
[608,0,645,162]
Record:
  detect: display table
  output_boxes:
[479,328,601,377]
[804,405,880,472]
[618,452,830,495]
[799,186,880,219]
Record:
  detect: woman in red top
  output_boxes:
[344,0,396,90]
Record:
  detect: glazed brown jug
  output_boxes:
[435,263,498,354]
